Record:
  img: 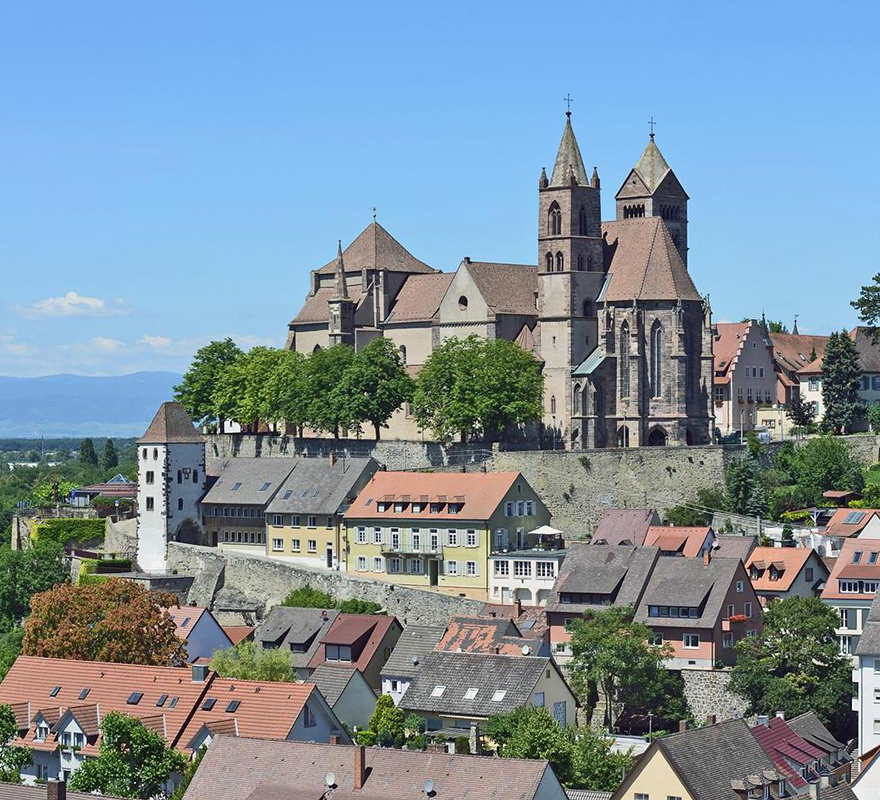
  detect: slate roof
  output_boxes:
[634,556,746,629]
[600,218,701,303]
[400,651,558,718]
[384,273,454,324]
[712,535,757,561]
[316,222,435,275]
[591,509,660,546]
[856,592,880,655]
[464,261,539,317]
[139,402,203,444]
[201,458,296,506]
[653,718,781,800]
[182,735,558,800]
[786,711,848,754]
[381,625,446,678]
[549,115,590,188]
[265,457,377,516]
[567,792,612,800]
[546,543,659,614]
[309,664,359,707]
[291,285,366,325]
[254,608,340,668]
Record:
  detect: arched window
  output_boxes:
[650,320,662,398]
[587,254,594,271]
[619,322,630,399]
[312,344,322,353]
[545,252,553,271]
[573,385,581,416]
[577,254,584,271]
[399,344,407,365]
[548,202,562,236]
[555,252,564,272]
[578,206,587,235]
[550,395,557,415]
[582,299,593,317]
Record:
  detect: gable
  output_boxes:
[438,262,492,322]
[615,168,652,200]
[652,169,689,200]
[612,745,694,800]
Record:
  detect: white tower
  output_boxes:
[136,402,206,572]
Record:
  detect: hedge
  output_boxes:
[33,518,106,547]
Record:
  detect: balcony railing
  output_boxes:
[380,540,443,557]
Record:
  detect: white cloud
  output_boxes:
[90,337,125,352]
[18,292,130,319]
[138,335,173,348]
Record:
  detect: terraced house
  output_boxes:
[344,471,550,599]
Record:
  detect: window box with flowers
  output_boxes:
[729,613,747,623]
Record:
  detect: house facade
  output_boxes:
[344,471,550,600]
[167,605,234,663]
[822,538,880,658]
[380,625,446,706]
[488,546,566,606]
[745,548,828,607]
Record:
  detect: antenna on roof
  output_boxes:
[424,780,435,797]
[522,645,531,656]
[326,773,336,788]
[411,654,419,666]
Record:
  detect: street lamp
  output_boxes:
[740,409,744,445]
[647,711,654,737]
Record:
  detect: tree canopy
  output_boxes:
[174,338,244,430]
[101,439,119,470]
[785,391,816,432]
[729,596,853,739]
[0,539,67,629]
[851,272,880,342]
[356,694,406,747]
[0,703,31,782]
[68,712,187,799]
[821,330,863,434]
[279,585,382,614]
[22,578,186,665]
[211,640,296,682]
[78,438,98,466]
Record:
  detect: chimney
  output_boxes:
[330,734,340,745]
[354,744,366,790]
[703,549,711,566]
[321,609,329,620]
[191,663,209,683]
[808,782,820,800]
[706,714,716,726]
[775,711,785,720]
[514,599,522,618]
[329,452,336,466]
[679,720,688,733]
[47,780,67,800]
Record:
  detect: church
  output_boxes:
[286,113,714,449]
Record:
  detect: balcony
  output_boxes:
[380,540,443,558]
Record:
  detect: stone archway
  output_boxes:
[647,427,668,447]
[173,518,204,546]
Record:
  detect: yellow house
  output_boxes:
[611,718,787,800]
[344,470,550,600]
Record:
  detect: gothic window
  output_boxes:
[650,320,663,398]
[555,252,564,272]
[582,300,593,317]
[587,255,594,271]
[577,254,584,271]
[549,202,562,236]
[578,206,587,235]
[312,344,322,353]
[573,385,581,416]
[550,395,557,415]
[545,252,553,272]
[399,344,407,365]
[620,322,630,399]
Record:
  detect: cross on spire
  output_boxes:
[564,93,573,117]
[371,207,377,222]
[648,116,657,139]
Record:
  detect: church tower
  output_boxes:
[537,112,608,446]
[615,134,689,266]
[327,240,355,347]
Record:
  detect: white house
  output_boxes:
[854,594,880,757]
[488,540,567,606]
[380,625,446,706]
[168,605,234,663]
[136,402,206,572]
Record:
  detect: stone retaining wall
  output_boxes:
[681,667,748,724]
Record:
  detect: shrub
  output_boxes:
[281,585,336,609]
[33,518,105,547]
[454,736,470,754]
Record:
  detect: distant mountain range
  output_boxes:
[0,372,183,438]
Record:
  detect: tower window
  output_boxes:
[582,300,593,317]
[549,202,562,235]
[550,395,557,415]
[555,252,564,272]
[650,320,663,398]
[577,254,584,271]
[545,252,553,272]
[578,206,587,235]
[458,296,468,310]
[587,255,594,271]
[624,204,645,219]
[620,322,631,399]
[399,344,407,364]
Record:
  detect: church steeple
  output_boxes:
[549,113,589,188]
[328,239,354,347]
[332,240,349,300]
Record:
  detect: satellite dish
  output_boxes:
[411,654,419,665]
[325,773,336,788]
[424,779,435,796]
[522,645,531,656]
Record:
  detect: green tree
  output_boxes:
[174,338,244,431]
[281,585,336,609]
[413,336,543,442]
[569,725,635,791]
[787,435,864,504]
[337,338,415,440]
[211,347,289,431]
[729,596,853,739]
[786,391,816,433]
[265,350,310,436]
[0,703,31,782]
[767,320,788,334]
[211,351,250,428]
[211,641,296,682]
[821,330,863,434]
[357,694,404,746]
[101,439,119,470]
[337,598,383,614]
[781,523,795,547]
[305,345,357,437]
[725,457,758,515]
[31,479,76,506]
[0,627,23,682]
[867,403,880,434]
[68,712,187,799]
[0,539,67,628]
[568,605,673,731]
[79,438,98,466]
[851,272,880,342]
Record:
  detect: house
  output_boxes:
[825,509,880,542]
[253,607,340,679]
[70,473,136,508]
[769,330,829,407]
[713,534,758,561]
[643,525,715,558]
[488,524,567,606]
[181,736,569,800]
[379,625,446,705]
[221,625,254,645]
[853,592,880,755]
[745,548,829,606]
[590,508,660,545]
[200,458,296,552]
[634,553,762,669]
[307,613,402,691]
[344,471,551,600]
[436,616,549,657]
[713,321,777,435]
[545,543,659,661]
[821,538,880,658]
[786,712,851,784]
[167,605,234,663]
[611,717,841,800]
[399,650,577,733]
[309,664,377,729]
[0,656,349,786]
[799,328,880,429]
[264,455,378,569]
[479,602,550,644]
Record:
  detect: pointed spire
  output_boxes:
[792,316,799,335]
[549,115,589,188]
[539,166,548,189]
[591,166,600,189]
[633,137,672,192]
[333,240,349,300]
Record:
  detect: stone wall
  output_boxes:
[681,667,748,724]
[167,542,483,627]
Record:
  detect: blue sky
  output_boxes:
[1,1,877,377]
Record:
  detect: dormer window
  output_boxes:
[35,724,49,741]
[327,644,352,662]
[394,503,403,512]
[430,503,442,514]
[377,502,387,512]
[448,503,461,515]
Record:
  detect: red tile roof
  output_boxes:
[645,526,711,558]
[751,717,826,789]
[713,322,751,384]
[222,626,254,646]
[825,508,880,538]
[167,605,207,641]
[436,617,535,656]
[138,402,203,444]
[821,538,880,600]
[591,509,659,546]
[307,614,399,673]
[745,547,824,592]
